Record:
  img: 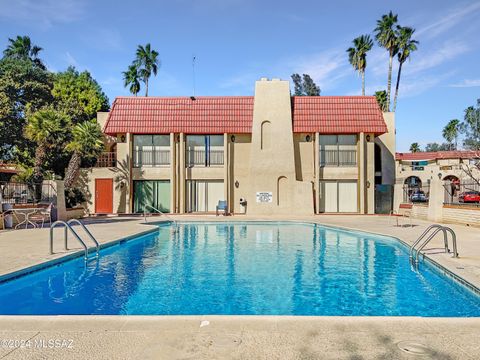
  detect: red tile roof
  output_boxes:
[103,97,254,135]
[396,150,480,161]
[292,96,387,134]
[103,96,387,135]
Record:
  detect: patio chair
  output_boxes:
[27,203,53,228]
[216,200,228,216]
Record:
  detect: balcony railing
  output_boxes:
[95,152,117,167]
[134,149,170,167]
[320,149,357,167]
[186,149,224,167]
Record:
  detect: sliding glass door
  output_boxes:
[319,180,358,213]
[186,180,224,212]
[133,180,171,213]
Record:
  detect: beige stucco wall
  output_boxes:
[231,134,252,214]
[375,112,396,185]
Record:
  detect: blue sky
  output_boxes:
[0,0,479,151]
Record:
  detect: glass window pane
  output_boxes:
[319,135,337,146]
[134,135,152,148]
[338,135,357,146]
[152,135,170,146]
[209,135,224,147]
[186,135,206,148]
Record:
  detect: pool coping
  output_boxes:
[1,218,479,300]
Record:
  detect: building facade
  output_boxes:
[81,78,395,215]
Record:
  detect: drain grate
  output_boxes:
[397,341,432,355]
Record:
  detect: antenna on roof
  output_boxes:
[191,54,196,100]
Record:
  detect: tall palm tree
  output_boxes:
[3,35,44,68]
[347,35,374,95]
[25,109,69,185]
[392,26,418,112]
[64,120,105,188]
[122,64,141,96]
[374,11,398,111]
[135,43,160,96]
[409,142,421,153]
[442,119,460,150]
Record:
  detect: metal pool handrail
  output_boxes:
[50,221,89,260]
[143,204,177,227]
[410,224,458,264]
[67,219,99,257]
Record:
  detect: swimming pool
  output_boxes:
[0,222,479,316]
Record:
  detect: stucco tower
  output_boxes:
[245,78,314,215]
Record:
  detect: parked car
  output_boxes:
[459,191,480,203]
[410,190,428,203]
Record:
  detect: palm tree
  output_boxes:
[135,43,160,96]
[392,26,418,112]
[374,11,398,111]
[442,119,460,150]
[347,35,374,95]
[409,142,421,153]
[122,64,141,96]
[374,90,388,112]
[25,109,69,185]
[3,35,44,68]
[64,120,105,189]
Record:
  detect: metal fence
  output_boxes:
[0,182,56,205]
[444,180,480,207]
[186,150,224,167]
[134,149,170,167]
[403,183,430,204]
[319,149,357,167]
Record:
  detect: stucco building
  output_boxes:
[81,78,395,215]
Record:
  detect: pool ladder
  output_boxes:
[410,224,458,265]
[50,220,100,260]
[143,204,178,229]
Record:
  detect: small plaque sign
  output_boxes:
[256,192,273,203]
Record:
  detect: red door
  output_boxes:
[95,179,113,214]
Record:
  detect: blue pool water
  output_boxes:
[0,222,479,316]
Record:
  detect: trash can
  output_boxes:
[2,203,13,229]
[239,198,247,214]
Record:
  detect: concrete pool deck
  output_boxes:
[0,215,479,359]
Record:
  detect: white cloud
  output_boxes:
[64,52,80,68]
[415,2,480,40]
[449,79,480,88]
[0,0,86,27]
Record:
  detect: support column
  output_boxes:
[126,133,132,213]
[170,133,176,213]
[359,132,366,214]
[223,133,229,212]
[366,133,375,214]
[427,178,444,222]
[314,132,320,214]
[179,133,186,213]
[54,180,67,221]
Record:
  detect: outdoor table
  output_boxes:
[12,207,39,229]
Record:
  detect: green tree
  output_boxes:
[291,73,303,96]
[409,142,421,153]
[442,119,460,150]
[347,34,374,95]
[425,142,450,152]
[374,11,398,111]
[64,120,104,189]
[52,66,109,124]
[461,99,480,150]
[3,35,45,69]
[135,43,160,96]
[122,64,141,96]
[392,26,418,112]
[290,73,320,96]
[302,74,320,96]
[0,57,53,161]
[24,109,69,184]
[374,90,388,112]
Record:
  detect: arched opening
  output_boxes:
[374,143,382,185]
[443,175,459,183]
[404,176,424,202]
[261,121,271,150]
[277,176,287,206]
[443,175,460,203]
[404,176,422,188]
